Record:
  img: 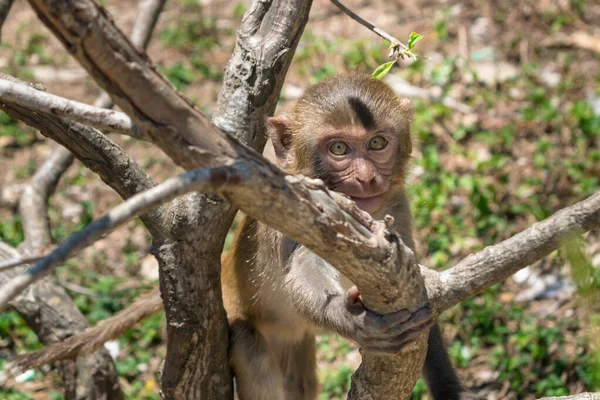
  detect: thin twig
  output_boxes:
[58,279,97,297]
[0,79,143,139]
[329,0,415,58]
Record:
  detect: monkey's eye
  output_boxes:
[368,136,388,150]
[329,141,349,156]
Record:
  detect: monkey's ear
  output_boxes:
[268,114,294,168]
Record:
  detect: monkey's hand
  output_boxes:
[331,286,434,354]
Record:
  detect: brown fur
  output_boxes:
[226,74,464,400]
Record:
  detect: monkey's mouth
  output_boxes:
[350,194,384,214]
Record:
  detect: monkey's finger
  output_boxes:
[384,307,432,333]
[371,321,436,354]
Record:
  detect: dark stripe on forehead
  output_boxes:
[348,96,375,130]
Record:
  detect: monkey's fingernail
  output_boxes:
[384,215,395,227]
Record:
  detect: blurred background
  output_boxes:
[0,0,599,398]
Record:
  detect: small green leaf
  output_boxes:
[372,60,396,79]
[407,32,423,50]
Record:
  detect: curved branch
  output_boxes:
[0,100,162,234]
[432,191,600,311]
[6,288,162,373]
[0,78,142,138]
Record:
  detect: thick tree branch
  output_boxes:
[28,0,238,170]
[0,78,142,138]
[0,159,391,309]
[158,0,313,397]
[2,165,597,320]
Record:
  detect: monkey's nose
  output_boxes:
[355,160,376,185]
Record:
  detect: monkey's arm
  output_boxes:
[283,245,433,354]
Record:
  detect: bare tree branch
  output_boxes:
[433,191,600,311]
[130,0,167,51]
[0,78,142,138]
[1,160,597,321]
[19,145,74,250]
[28,0,238,170]
[6,288,162,372]
[329,0,415,59]
[0,100,162,232]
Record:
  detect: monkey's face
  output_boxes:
[316,125,398,214]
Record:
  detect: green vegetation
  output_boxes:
[1,0,599,399]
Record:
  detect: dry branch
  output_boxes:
[7,288,162,373]
[539,394,600,400]
[130,0,167,51]
[434,192,600,311]
[0,78,142,138]
[0,255,42,272]
[0,1,166,397]
[329,0,414,59]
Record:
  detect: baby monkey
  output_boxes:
[222,73,466,399]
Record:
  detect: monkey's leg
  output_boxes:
[422,323,465,400]
[229,319,285,400]
[281,333,318,400]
